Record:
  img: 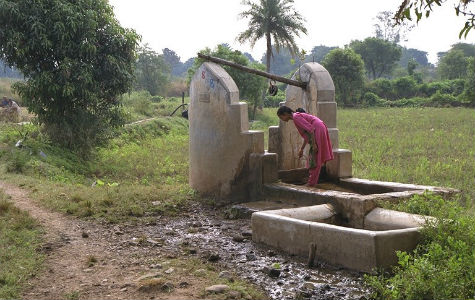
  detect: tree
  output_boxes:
[374,10,414,43]
[322,48,365,106]
[395,0,475,38]
[162,48,184,77]
[189,45,267,119]
[135,45,170,96]
[450,42,475,57]
[350,37,402,80]
[237,0,307,72]
[407,58,418,75]
[0,0,139,149]
[307,45,338,63]
[459,57,475,105]
[438,49,469,79]
[399,47,429,67]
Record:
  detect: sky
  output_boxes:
[109,0,475,65]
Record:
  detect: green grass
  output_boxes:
[252,107,475,202]
[0,191,43,299]
[0,117,195,224]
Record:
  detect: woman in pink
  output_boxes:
[277,106,334,186]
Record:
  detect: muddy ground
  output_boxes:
[1,181,369,300]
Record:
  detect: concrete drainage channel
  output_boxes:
[234,177,457,272]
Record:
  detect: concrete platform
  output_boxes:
[252,205,426,273]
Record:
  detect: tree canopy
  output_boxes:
[438,49,470,79]
[395,0,475,38]
[322,48,365,106]
[135,45,170,96]
[350,37,402,80]
[0,0,139,149]
[237,0,307,72]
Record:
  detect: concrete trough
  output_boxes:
[251,205,429,273]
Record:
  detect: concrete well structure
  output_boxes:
[251,205,426,272]
[268,62,351,179]
[189,62,277,202]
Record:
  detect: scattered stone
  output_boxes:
[161,282,174,292]
[120,287,127,292]
[188,248,197,254]
[267,250,276,256]
[201,252,221,262]
[241,230,252,237]
[81,231,89,238]
[83,268,93,273]
[303,274,311,281]
[151,201,161,206]
[191,221,202,227]
[149,264,162,269]
[136,272,161,282]
[179,281,189,288]
[146,238,161,246]
[302,282,315,290]
[246,253,257,261]
[193,269,206,277]
[166,253,177,259]
[187,227,199,234]
[262,266,281,278]
[218,271,234,282]
[228,290,242,299]
[232,235,245,242]
[205,284,229,293]
[164,267,174,274]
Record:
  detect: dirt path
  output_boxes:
[1,181,369,300]
[0,181,210,300]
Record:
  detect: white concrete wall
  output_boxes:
[189,62,264,201]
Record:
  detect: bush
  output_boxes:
[362,92,387,107]
[367,193,475,300]
[393,76,418,99]
[429,91,460,107]
[364,78,394,100]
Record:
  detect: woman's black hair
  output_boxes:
[277,106,294,116]
[296,108,306,113]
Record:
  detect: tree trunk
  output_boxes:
[266,32,272,73]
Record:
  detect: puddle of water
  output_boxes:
[143,205,370,300]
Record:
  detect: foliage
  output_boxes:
[438,49,469,79]
[308,45,338,63]
[0,0,139,149]
[407,58,418,75]
[0,192,43,299]
[366,193,475,300]
[251,107,475,201]
[322,48,365,106]
[135,45,170,96]
[399,47,429,67]
[450,42,475,57]
[459,57,475,104]
[237,0,307,72]
[0,117,194,223]
[350,38,402,79]
[395,0,475,38]
[189,44,267,119]
[393,76,418,98]
[373,10,414,43]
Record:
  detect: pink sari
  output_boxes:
[293,112,334,185]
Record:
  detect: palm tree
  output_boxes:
[237,0,307,72]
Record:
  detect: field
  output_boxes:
[252,107,475,202]
[1,95,474,299]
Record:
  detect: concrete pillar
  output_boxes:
[189,62,266,202]
[267,62,352,179]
